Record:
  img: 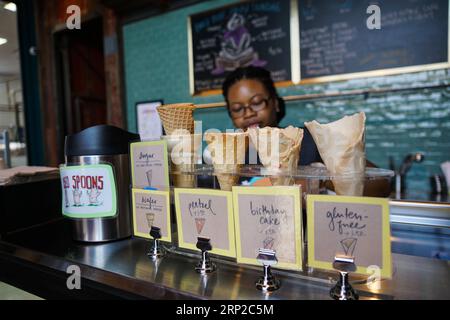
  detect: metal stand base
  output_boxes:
[330,274,359,300]
[256,265,280,292]
[256,276,280,292]
[147,240,165,260]
[195,251,216,274]
[195,260,216,274]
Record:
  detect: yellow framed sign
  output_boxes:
[174,188,236,258]
[130,140,170,189]
[132,188,171,243]
[307,194,392,278]
[232,186,303,271]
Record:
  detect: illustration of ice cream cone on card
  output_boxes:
[305,112,366,196]
[204,132,247,191]
[146,212,155,228]
[195,217,206,234]
[248,126,303,186]
[146,169,152,187]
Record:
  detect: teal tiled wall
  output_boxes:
[123,0,450,194]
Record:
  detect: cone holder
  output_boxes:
[195,237,216,274]
[148,226,165,260]
[255,248,280,292]
[330,255,359,300]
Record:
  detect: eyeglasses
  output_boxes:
[229,96,270,119]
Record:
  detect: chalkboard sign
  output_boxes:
[188,0,293,94]
[298,0,449,82]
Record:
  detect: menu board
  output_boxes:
[233,186,303,270]
[189,0,292,93]
[307,195,392,278]
[298,0,449,81]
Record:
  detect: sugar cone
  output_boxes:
[162,133,201,188]
[172,163,196,188]
[305,112,366,196]
[156,103,195,135]
[204,132,247,191]
[248,126,304,186]
[214,163,242,191]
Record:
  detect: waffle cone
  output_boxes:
[157,103,196,135]
[305,112,366,196]
[333,176,365,196]
[162,133,201,188]
[248,126,303,186]
[204,132,248,191]
[216,172,241,191]
[172,163,196,188]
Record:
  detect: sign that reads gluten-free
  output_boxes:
[60,164,117,218]
[233,186,302,270]
[130,140,170,189]
[175,188,236,258]
[307,195,392,278]
[132,188,171,242]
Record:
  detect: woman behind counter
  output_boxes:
[219,66,390,197]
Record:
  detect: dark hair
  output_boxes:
[222,66,285,123]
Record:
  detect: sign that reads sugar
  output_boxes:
[175,188,236,258]
[60,164,117,218]
[132,189,171,242]
[307,195,392,278]
[130,140,170,189]
[233,186,302,271]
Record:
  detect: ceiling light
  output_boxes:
[4,2,17,12]
[0,38,7,46]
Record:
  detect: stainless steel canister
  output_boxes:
[64,125,140,242]
[65,154,131,242]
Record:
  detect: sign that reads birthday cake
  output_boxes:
[232,186,303,270]
[60,164,117,218]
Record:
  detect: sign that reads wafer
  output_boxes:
[174,188,236,258]
[233,186,302,271]
[307,195,392,278]
[132,188,171,242]
[130,140,170,189]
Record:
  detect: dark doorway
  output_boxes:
[55,17,107,140]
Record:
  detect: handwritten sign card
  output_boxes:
[132,188,171,242]
[130,140,170,189]
[174,188,236,258]
[232,186,302,270]
[307,195,392,278]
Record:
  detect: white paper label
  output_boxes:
[60,164,117,218]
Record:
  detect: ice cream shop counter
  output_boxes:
[0,218,448,300]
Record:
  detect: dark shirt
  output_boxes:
[299,126,322,165]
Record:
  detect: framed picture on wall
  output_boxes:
[135,100,163,141]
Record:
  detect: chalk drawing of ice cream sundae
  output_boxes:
[87,188,101,206]
[72,189,83,207]
[212,13,266,75]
